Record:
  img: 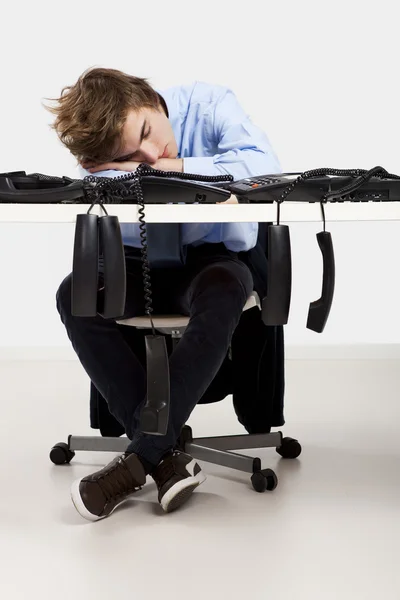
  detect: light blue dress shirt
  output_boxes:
[78,82,281,252]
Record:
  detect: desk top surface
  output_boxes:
[1,201,400,223]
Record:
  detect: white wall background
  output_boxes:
[0,0,399,358]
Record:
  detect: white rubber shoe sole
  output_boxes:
[160,463,206,513]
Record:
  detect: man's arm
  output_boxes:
[183,87,281,180]
[80,158,183,175]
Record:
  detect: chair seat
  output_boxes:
[116,292,260,329]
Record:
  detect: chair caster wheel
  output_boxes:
[276,437,302,459]
[50,442,75,465]
[251,469,278,493]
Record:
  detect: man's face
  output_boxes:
[113,105,178,165]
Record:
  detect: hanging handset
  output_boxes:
[306,204,335,334]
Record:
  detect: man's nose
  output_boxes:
[139,142,159,164]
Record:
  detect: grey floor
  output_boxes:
[1,357,400,599]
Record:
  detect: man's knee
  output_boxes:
[194,261,253,302]
[56,273,73,318]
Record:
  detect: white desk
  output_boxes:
[1,200,400,223]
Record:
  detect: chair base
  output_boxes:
[50,427,302,493]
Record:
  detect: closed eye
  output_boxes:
[114,123,151,162]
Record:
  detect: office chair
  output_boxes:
[50,291,302,494]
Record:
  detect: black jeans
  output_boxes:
[56,243,253,465]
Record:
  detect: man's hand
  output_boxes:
[217,195,238,205]
[81,158,183,173]
[154,158,183,173]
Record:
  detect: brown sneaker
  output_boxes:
[152,450,206,513]
[70,453,146,521]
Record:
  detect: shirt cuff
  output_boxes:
[183,156,218,177]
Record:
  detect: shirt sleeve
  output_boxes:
[183,88,281,181]
[77,165,134,179]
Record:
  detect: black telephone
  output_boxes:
[229,170,400,203]
[0,169,231,204]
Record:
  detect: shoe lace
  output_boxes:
[98,457,142,503]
